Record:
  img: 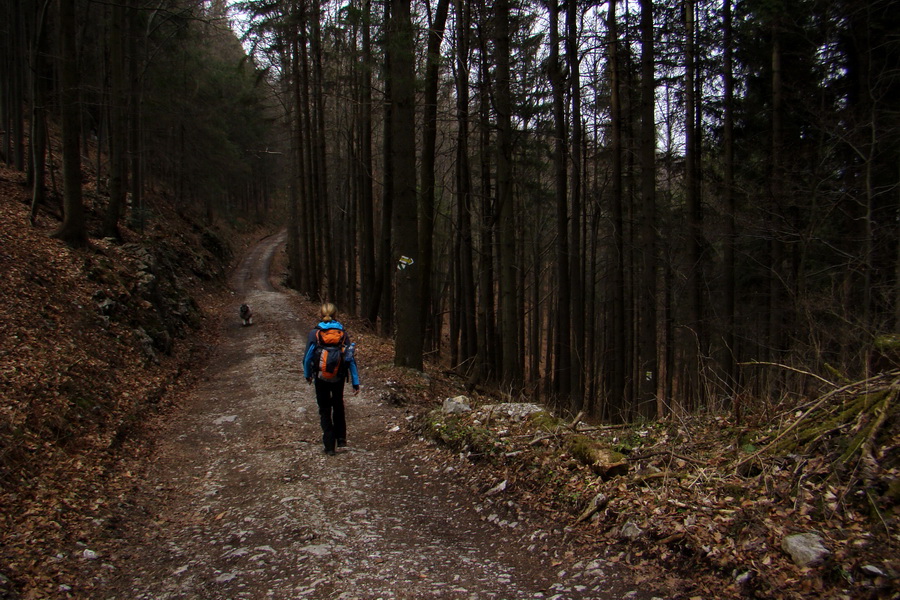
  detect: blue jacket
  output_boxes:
[303,321,360,386]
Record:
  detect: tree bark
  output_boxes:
[127,2,143,232]
[453,0,478,369]
[682,0,702,413]
[298,7,319,297]
[311,1,331,301]
[418,0,450,350]
[768,20,785,394]
[284,32,301,290]
[359,0,376,324]
[475,0,497,383]
[721,0,737,398]
[638,0,657,416]
[607,0,627,420]
[103,0,127,239]
[370,0,394,335]
[4,0,27,171]
[52,0,87,247]
[29,0,52,225]
[495,0,521,387]
[548,0,570,399]
[389,0,422,369]
[567,0,584,408]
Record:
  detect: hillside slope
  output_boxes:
[0,165,245,596]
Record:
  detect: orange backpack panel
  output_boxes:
[314,328,345,381]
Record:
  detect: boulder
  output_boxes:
[442,396,472,414]
[620,520,644,540]
[782,533,829,567]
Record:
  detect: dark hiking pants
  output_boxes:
[314,378,346,452]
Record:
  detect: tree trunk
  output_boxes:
[5,0,27,171]
[418,0,450,350]
[567,0,584,409]
[454,0,478,370]
[128,1,143,232]
[495,0,521,387]
[52,0,87,247]
[682,0,702,413]
[370,0,394,335]
[283,35,301,290]
[298,8,319,297]
[475,4,497,383]
[103,0,127,239]
[607,0,628,420]
[389,0,422,369]
[638,0,657,416]
[29,0,52,225]
[359,0,376,324]
[530,221,542,385]
[311,2,331,302]
[768,21,785,395]
[721,0,737,399]
[548,0,570,399]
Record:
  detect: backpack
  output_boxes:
[312,327,346,381]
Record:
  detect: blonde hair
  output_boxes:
[319,303,338,322]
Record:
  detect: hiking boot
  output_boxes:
[337,439,347,448]
[324,448,336,456]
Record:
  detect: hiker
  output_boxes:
[303,303,360,455]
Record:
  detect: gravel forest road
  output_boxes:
[96,232,646,600]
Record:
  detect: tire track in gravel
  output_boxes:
[97,232,644,600]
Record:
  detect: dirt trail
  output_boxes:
[96,233,642,600]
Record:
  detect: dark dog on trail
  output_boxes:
[240,304,253,326]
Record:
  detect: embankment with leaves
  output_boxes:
[415,370,899,599]
[0,166,246,596]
